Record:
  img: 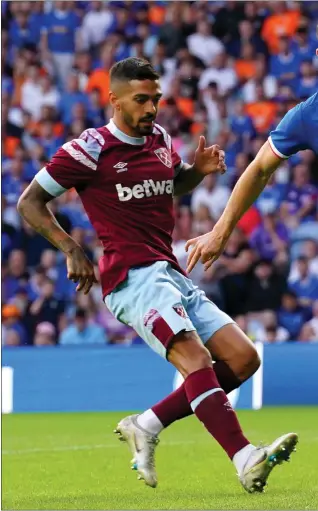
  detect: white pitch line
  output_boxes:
[2,439,197,456]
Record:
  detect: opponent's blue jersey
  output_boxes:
[269,92,318,158]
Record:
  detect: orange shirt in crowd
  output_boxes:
[235,60,257,81]
[245,101,278,134]
[261,10,300,54]
[26,120,64,138]
[149,5,166,26]
[86,69,110,106]
[159,97,194,119]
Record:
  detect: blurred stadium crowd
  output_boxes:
[2,0,318,347]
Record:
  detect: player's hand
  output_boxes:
[193,136,226,176]
[185,228,228,273]
[66,246,97,294]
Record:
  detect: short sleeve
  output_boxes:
[268,103,307,159]
[35,128,105,197]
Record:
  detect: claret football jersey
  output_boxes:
[35,120,186,297]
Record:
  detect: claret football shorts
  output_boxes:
[105,261,234,358]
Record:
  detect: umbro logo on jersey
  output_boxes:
[113,162,128,172]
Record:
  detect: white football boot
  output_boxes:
[239,432,298,493]
[114,414,159,488]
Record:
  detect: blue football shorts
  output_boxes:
[105,261,234,359]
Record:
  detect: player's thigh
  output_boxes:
[105,262,196,359]
[186,286,234,347]
[185,286,260,377]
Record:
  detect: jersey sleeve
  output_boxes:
[35,128,105,197]
[268,102,308,159]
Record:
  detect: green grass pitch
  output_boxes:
[2,407,318,510]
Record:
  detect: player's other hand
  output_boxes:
[193,136,226,176]
[66,246,97,294]
[185,228,228,273]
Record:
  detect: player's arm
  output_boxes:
[173,163,205,196]
[173,137,226,196]
[17,129,105,293]
[209,141,280,241]
[185,141,281,272]
[18,182,78,255]
[17,180,97,294]
[185,101,308,272]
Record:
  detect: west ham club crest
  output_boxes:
[154,148,172,168]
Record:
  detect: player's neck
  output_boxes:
[112,116,143,138]
[108,118,146,145]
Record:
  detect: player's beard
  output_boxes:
[122,111,155,136]
[137,117,155,135]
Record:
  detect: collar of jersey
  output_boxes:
[107,119,146,145]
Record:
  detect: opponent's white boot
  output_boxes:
[114,414,159,488]
[239,432,298,493]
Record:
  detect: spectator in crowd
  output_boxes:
[245,83,278,134]
[278,290,310,340]
[86,41,114,106]
[281,164,318,228]
[28,277,65,337]
[191,174,230,222]
[2,304,28,346]
[245,259,286,316]
[289,257,318,308]
[187,20,224,67]
[81,1,114,51]
[261,2,300,55]
[299,300,318,341]
[289,240,318,282]
[256,171,288,216]
[59,307,108,345]
[59,73,89,126]
[157,5,188,58]
[216,228,256,316]
[34,321,56,346]
[199,51,238,97]
[2,249,29,302]
[292,23,317,62]
[41,0,81,87]
[2,155,27,207]
[249,210,289,264]
[241,59,278,104]
[269,36,299,87]
[296,60,318,99]
[254,311,290,343]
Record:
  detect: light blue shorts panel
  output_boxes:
[105,261,234,358]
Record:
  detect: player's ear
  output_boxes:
[109,91,120,111]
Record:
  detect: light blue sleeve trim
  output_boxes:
[35,167,67,197]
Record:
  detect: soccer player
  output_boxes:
[17,58,297,493]
[185,92,317,272]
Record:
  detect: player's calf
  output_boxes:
[167,331,251,459]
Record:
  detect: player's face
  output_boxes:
[113,79,162,136]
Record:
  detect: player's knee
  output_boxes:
[238,344,260,381]
[168,331,213,378]
[180,347,212,378]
